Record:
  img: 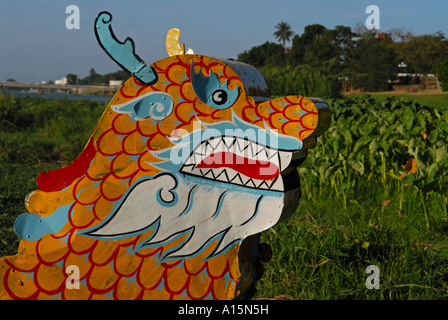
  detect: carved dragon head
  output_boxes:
[0,12,330,300]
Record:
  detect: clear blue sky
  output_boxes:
[1,0,447,83]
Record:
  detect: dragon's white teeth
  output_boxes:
[254,146,268,162]
[180,165,284,191]
[204,137,223,153]
[222,136,236,151]
[180,136,290,191]
[215,169,230,183]
[188,136,282,165]
[203,169,215,179]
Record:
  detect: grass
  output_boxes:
[255,177,448,300]
[0,95,106,257]
[1,93,448,300]
[254,90,448,300]
[344,88,448,109]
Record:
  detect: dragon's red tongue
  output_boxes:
[195,151,279,181]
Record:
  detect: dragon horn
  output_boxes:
[94,11,158,86]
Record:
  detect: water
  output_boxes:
[3,90,113,103]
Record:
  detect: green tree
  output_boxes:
[290,24,354,76]
[327,25,356,65]
[81,68,106,85]
[237,41,286,68]
[274,21,294,48]
[347,32,398,91]
[106,70,131,81]
[290,24,328,65]
[395,32,448,75]
[66,73,79,85]
[436,59,448,91]
[260,64,341,98]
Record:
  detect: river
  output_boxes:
[3,91,113,103]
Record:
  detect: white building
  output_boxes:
[55,77,68,85]
[109,80,123,88]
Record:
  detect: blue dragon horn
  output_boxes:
[94,11,158,86]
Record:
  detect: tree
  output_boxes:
[395,32,448,75]
[347,32,398,91]
[289,24,355,75]
[436,59,448,91]
[66,73,79,85]
[274,21,294,48]
[81,68,106,85]
[327,25,356,64]
[290,24,328,65]
[107,70,131,81]
[237,41,286,68]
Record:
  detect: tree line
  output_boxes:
[237,22,448,98]
[64,23,448,98]
[66,68,129,86]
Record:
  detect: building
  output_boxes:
[55,77,68,85]
[109,80,123,88]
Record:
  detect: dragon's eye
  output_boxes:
[191,61,239,110]
[212,89,228,105]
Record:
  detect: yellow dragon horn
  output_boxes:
[166,28,194,56]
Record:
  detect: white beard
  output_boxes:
[81,173,285,261]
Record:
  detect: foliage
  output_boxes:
[393,31,448,75]
[290,24,354,70]
[238,22,447,94]
[0,95,105,164]
[304,95,448,198]
[346,32,398,92]
[260,64,342,98]
[237,41,286,68]
[256,95,448,299]
[436,59,448,92]
[66,69,130,85]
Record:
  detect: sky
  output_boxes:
[0,0,447,83]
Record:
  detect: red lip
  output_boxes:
[195,151,279,181]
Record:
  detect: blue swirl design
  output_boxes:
[111,92,174,121]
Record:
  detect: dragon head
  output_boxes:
[0,12,330,300]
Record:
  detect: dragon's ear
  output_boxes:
[110,91,174,121]
[190,62,239,110]
[95,11,158,86]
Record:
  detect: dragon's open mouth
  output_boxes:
[180,136,302,192]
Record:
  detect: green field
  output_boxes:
[0,93,447,300]
[345,89,448,109]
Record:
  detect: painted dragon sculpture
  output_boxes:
[0,12,331,300]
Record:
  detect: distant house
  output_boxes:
[109,80,123,88]
[55,77,68,85]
